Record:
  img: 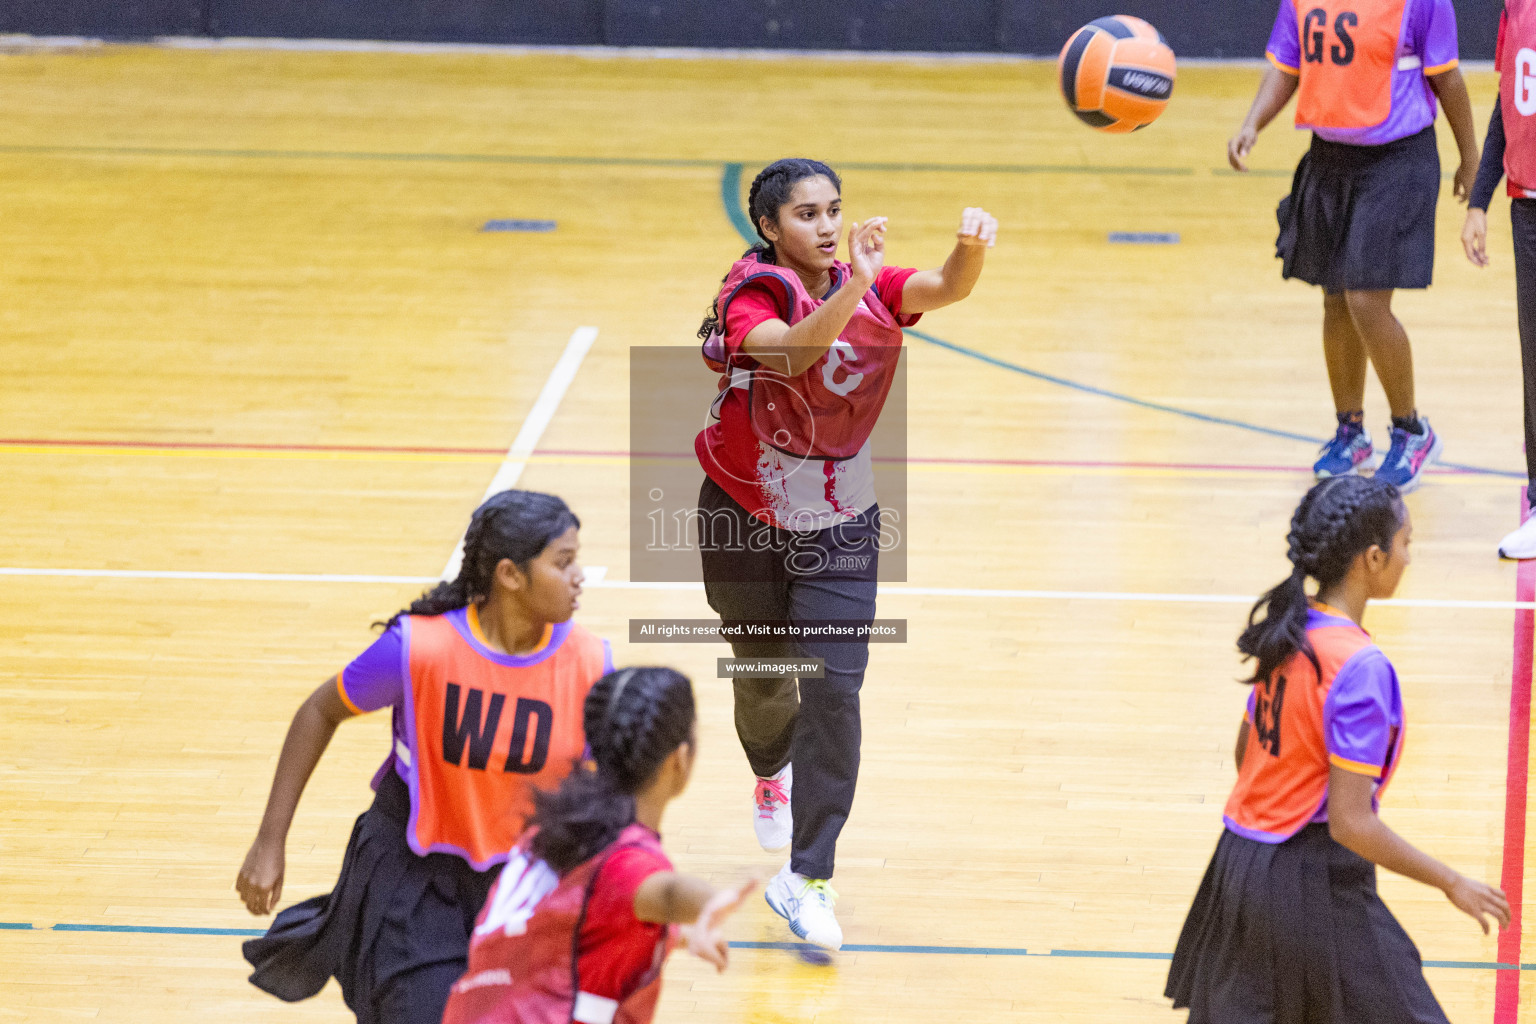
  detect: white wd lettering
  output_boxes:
[1518,48,1536,116]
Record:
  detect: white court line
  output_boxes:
[441,325,599,580]
[0,567,1529,610]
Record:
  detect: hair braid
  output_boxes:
[697,157,844,340]
[1239,476,1402,685]
[379,490,580,629]
[530,667,696,873]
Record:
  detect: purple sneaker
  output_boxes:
[1374,418,1442,493]
[1313,422,1374,478]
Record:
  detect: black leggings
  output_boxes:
[1512,198,1536,505]
[697,476,879,880]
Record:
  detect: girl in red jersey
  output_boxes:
[443,666,755,1024]
[694,157,996,950]
[1462,0,1536,558]
[237,490,609,1024]
[1166,476,1509,1023]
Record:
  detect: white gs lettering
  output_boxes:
[1518,48,1536,117]
[822,339,864,396]
[474,852,559,937]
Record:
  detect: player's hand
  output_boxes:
[847,217,887,287]
[956,207,998,248]
[1453,161,1476,203]
[236,836,286,915]
[1228,126,1258,172]
[1462,207,1490,268]
[683,877,757,972]
[1444,874,1510,933]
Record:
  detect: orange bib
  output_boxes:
[1224,622,1402,842]
[1295,0,1406,130]
[401,613,607,869]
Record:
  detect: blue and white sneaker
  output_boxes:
[1373,418,1442,494]
[764,862,842,951]
[1313,421,1374,478]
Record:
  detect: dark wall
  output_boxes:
[4,0,1503,61]
[206,0,602,45]
[0,0,204,37]
[606,0,997,52]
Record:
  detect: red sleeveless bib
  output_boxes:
[1295,0,1406,130]
[443,825,676,1024]
[701,255,905,461]
[1501,0,1536,194]
[401,614,606,869]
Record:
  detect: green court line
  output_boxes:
[0,144,721,168]
[0,143,1197,176]
[720,162,757,241]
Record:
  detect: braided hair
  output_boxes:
[697,157,843,341]
[381,490,579,629]
[1238,475,1403,685]
[529,667,696,873]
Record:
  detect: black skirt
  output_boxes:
[1276,126,1440,293]
[242,771,498,1023]
[1165,825,1447,1024]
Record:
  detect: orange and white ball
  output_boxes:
[1057,15,1176,133]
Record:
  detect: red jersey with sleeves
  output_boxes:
[695,255,918,531]
[1499,1,1536,194]
[1224,606,1407,844]
[336,606,610,870]
[442,824,676,1024]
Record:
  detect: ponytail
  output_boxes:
[697,157,843,341]
[530,667,695,873]
[379,490,579,630]
[1237,475,1402,684]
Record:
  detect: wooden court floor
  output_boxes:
[0,40,1530,1022]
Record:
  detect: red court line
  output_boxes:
[0,437,1495,476]
[1498,493,1535,1024]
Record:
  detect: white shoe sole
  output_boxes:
[764,888,842,951]
[1379,432,1443,495]
[1313,452,1379,480]
[1499,529,1536,560]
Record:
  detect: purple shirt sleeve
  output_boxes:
[1266,0,1301,71]
[1417,0,1459,72]
[1323,647,1400,776]
[338,624,406,713]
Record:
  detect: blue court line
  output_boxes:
[6,924,1526,969]
[715,164,1524,481]
[51,923,265,936]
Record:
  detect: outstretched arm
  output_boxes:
[634,875,756,972]
[899,208,998,314]
[235,677,357,914]
[1328,767,1509,932]
[1229,66,1299,171]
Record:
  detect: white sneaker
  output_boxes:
[752,764,792,852]
[763,861,842,951]
[1500,515,1536,559]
